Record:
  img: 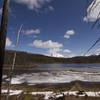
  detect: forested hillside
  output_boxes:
[4,50,100,67]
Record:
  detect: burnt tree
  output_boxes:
[0,0,10,97]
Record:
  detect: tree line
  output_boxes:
[4,50,100,67]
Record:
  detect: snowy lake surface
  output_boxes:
[3,64,100,85]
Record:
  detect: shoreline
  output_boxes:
[2,80,100,91]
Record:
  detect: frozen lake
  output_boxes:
[3,64,100,85]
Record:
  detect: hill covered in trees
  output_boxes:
[4,50,100,67]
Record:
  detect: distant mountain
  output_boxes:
[4,50,100,67]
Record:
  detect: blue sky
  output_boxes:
[0,0,100,57]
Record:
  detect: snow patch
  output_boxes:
[2,90,100,99]
[2,90,23,95]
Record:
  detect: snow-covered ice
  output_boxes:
[3,71,100,85]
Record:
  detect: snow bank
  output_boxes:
[32,91,53,99]
[2,90,23,95]
[2,90,100,99]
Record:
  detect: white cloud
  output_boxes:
[82,48,100,56]
[48,48,62,57]
[64,35,70,39]
[95,48,100,52]
[46,52,64,58]
[48,48,62,53]
[33,35,38,38]
[6,38,12,47]
[29,40,73,58]
[64,30,75,39]
[0,8,2,16]
[53,53,64,58]
[29,40,64,57]
[93,48,100,55]
[63,49,71,53]
[84,0,100,22]
[14,0,53,10]
[29,40,63,49]
[25,29,40,35]
[66,30,75,35]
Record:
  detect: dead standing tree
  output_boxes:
[84,0,100,55]
[0,0,10,98]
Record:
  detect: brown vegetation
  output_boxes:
[1,94,100,100]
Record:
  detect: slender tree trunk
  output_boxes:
[0,0,10,98]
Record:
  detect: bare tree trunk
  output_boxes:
[0,0,10,98]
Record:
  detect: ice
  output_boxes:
[3,71,100,85]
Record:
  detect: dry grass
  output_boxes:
[56,95,100,100]
[1,94,100,100]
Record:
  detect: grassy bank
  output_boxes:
[2,81,100,92]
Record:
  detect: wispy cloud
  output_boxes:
[24,29,40,35]
[64,30,75,39]
[63,49,71,53]
[84,0,100,22]
[81,48,100,56]
[48,6,54,11]
[95,48,100,53]
[90,48,100,55]
[33,35,38,38]
[14,0,54,11]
